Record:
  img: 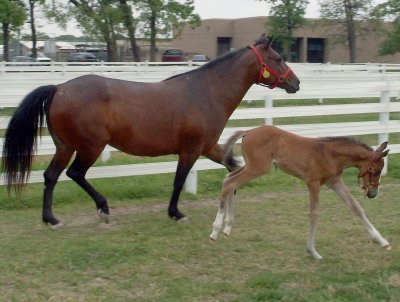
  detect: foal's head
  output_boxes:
[358,141,389,198]
[250,34,300,93]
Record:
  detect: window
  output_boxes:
[307,38,325,63]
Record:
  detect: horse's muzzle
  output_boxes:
[285,79,300,94]
[367,188,378,198]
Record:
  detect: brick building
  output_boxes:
[172,17,400,63]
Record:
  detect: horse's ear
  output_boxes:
[376,141,388,154]
[265,36,273,49]
[382,150,389,157]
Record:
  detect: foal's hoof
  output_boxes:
[384,244,392,251]
[50,222,64,230]
[98,209,110,223]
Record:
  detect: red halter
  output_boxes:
[249,45,293,89]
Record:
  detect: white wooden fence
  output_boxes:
[0,62,400,193]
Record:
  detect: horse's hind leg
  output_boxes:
[66,150,110,223]
[43,148,74,229]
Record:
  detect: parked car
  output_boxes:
[67,52,99,62]
[11,56,37,63]
[161,49,186,62]
[26,52,52,63]
[191,54,209,63]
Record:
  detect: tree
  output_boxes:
[136,0,200,61]
[319,0,373,63]
[372,0,400,55]
[68,0,123,61]
[118,0,140,61]
[0,0,26,61]
[261,0,309,61]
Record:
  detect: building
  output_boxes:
[172,17,400,63]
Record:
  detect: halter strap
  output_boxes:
[249,45,292,89]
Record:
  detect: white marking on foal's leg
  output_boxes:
[210,206,225,241]
[362,215,390,248]
[223,191,235,237]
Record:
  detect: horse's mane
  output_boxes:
[164,35,271,81]
[318,136,373,151]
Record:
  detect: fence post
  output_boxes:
[185,169,198,194]
[380,90,390,175]
[100,150,111,162]
[264,95,274,125]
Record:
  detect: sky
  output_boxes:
[32,0,382,37]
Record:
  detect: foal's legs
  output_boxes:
[306,181,323,260]
[42,147,74,228]
[210,166,263,241]
[327,177,390,249]
[66,149,110,223]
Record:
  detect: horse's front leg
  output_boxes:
[327,177,390,249]
[306,181,323,260]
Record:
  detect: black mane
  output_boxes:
[164,35,271,81]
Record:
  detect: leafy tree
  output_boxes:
[136,0,200,61]
[372,0,400,55]
[0,0,26,61]
[319,0,373,63]
[68,0,123,61]
[260,0,309,61]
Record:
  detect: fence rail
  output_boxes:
[1,62,400,193]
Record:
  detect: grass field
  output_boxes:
[1,97,400,301]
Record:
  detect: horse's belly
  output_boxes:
[109,135,177,156]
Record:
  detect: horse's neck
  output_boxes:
[330,142,372,169]
[204,51,258,112]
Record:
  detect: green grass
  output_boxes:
[1,97,400,301]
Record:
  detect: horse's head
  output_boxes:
[249,34,300,93]
[358,141,389,198]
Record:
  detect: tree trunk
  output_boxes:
[2,23,10,61]
[344,0,357,63]
[29,0,37,59]
[119,0,141,61]
[149,9,157,61]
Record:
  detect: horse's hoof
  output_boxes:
[50,222,64,230]
[176,216,189,223]
[98,209,110,223]
[384,245,392,251]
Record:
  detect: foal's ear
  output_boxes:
[382,150,389,157]
[376,141,388,153]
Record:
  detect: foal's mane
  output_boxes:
[164,35,271,81]
[318,136,373,151]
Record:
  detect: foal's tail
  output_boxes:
[2,85,57,194]
[221,131,247,170]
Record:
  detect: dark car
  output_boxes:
[67,52,99,62]
[161,49,186,62]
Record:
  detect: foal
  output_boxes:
[210,125,390,259]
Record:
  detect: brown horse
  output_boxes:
[210,125,390,259]
[2,35,300,228]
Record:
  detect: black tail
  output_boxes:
[2,85,57,194]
